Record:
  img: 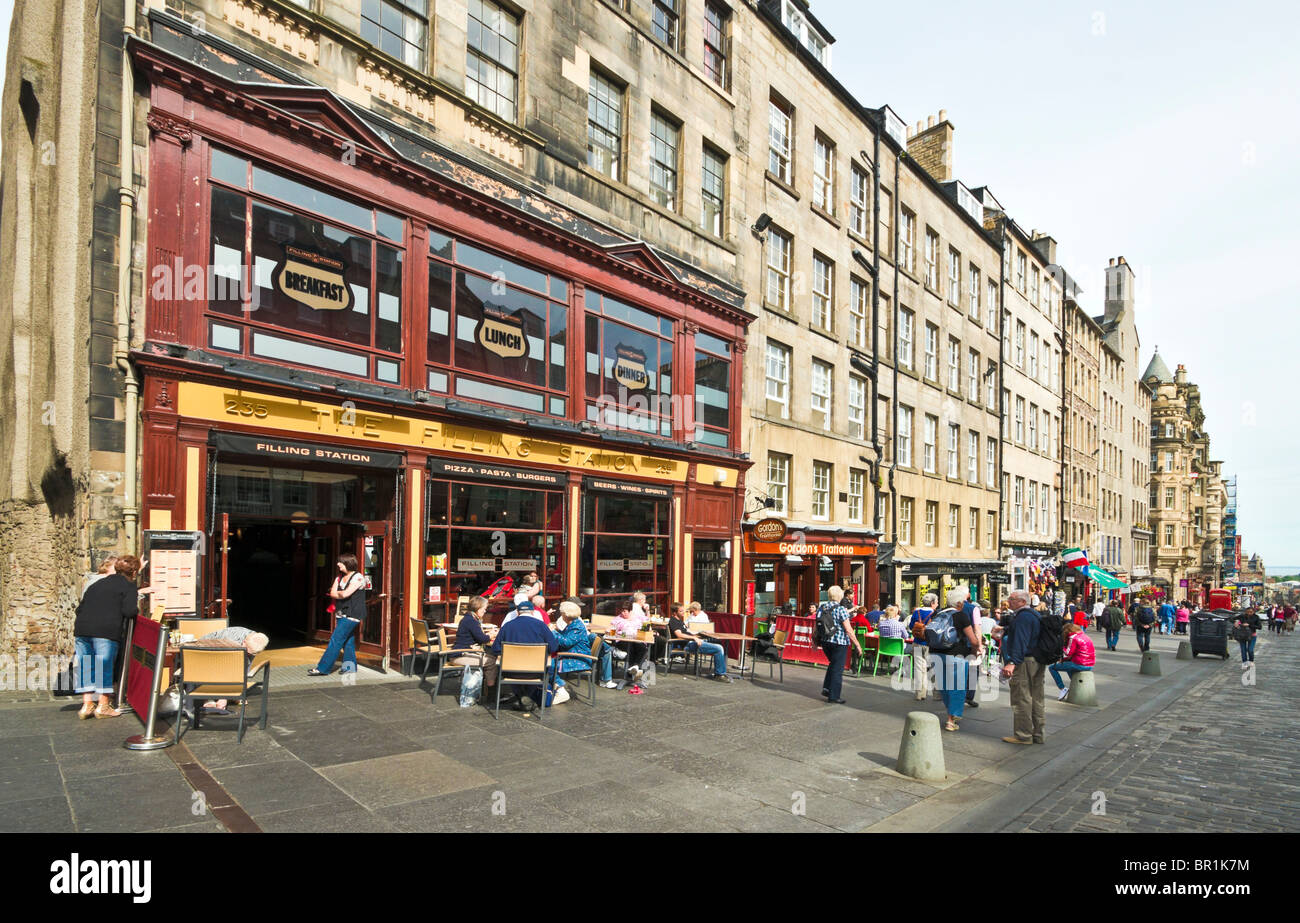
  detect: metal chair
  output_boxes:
[686,622,718,676]
[554,633,600,707]
[174,646,269,744]
[493,643,551,721]
[756,629,787,683]
[409,617,439,680]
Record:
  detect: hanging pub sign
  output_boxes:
[752,517,787,543]
[613,344,649,390]
[476,306,528,358]
[273,243,354,312]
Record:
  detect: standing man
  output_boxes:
[1134,599,1157,652]
[817,586,861,705]
[1000,590,1047,746]
[1100,599,1123,652]
[907,593,938,702]
[959,589,984,710]
[1091,598,1105,632]
[1158,598,1177,635]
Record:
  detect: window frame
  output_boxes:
[465,0,520,122]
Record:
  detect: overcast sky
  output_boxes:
[814,0,1300,570]
[1,0,1295,566]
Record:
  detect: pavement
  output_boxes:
[0,626,1289,833]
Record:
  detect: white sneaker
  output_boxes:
[551,685,570,705]
[1057,687,1069,701]
[600,680,619,689]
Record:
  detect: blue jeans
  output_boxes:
[821,642,848,700]
[1105,628,1121,650]
[598,645,613,683]
[934,652,968,718]
[315,616,360,673]
[1135,627,1152,652]
[1239,637,1257,662]
[1048,662,1092,690]
[74,637,118,695]
[688,640,727,676]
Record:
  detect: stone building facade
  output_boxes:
[1060,278,1101,599]
[1096,255,1152,587]
[1145,356,1223,604]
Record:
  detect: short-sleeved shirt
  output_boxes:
[668,616,693,641]
[947,607,975,657]
[819,603,851,647]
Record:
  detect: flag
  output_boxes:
[1061,547,1090,579]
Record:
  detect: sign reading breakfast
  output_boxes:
[273,244,354,312]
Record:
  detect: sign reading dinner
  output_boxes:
[273,244,354,312]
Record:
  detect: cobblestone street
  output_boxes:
[1005,631,1298,832]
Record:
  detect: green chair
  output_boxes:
[873,636,907,676]
[853,628,875,676]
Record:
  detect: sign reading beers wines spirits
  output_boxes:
[477,306,528,358]
[613,344,649,390]
[273,244,354,312]
[752,517,787,543]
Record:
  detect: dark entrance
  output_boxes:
[209,458,398,665]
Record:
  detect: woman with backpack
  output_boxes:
[928,589,982,732]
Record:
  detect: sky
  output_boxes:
[812,0,1300,569]
[0,0,1295,564]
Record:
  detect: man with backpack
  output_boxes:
[1000,589,1061,745]
[1099,600,1124,651]
[816,586,862,705]
[1134,601,1157,652]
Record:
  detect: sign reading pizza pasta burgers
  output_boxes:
[273,244,354,312]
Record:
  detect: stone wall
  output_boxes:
[0,496,84,657]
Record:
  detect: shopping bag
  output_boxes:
[458,666,483,707]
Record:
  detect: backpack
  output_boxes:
[1137,607,1156,628]
[910,611,929,641]
[815,603,842,643]
[925,608,959,652]
[1032,610,1065,665]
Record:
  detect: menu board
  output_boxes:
[149,549,198,614]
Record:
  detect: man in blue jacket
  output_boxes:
[1158,599,1177,635]
[491,596,559,712]
[999,590,1045,745]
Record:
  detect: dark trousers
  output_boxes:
[1135,627,1152,652]
[1104,628,1121,649]
[821,642,848,700]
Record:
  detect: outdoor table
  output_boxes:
[697,631,755,677]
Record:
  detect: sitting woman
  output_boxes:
[875,605,909,672]
[609,595,652,683]
[1048,622,1096,701]
[550,600,597,704]
[451,596,498,688]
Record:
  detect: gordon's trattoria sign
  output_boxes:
[273,244,354,312]
[476,306,528,358]
[752,517,787,543]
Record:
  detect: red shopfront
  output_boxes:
[131,41,751,668]
[740,526,879,665]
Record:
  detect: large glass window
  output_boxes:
[652,0,680,50]
[693,331,731,448]
[426,233,568,416]
[207,149,404,384]
[425,478,565,623]
[466,0,520,122]
[585,289,675,436]
[768,94,793,182]
[649,109,681,210]
[581,493,670,615]
[701,144,726,237]
[703,1,729,87]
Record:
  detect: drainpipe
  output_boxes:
[890,152,901,550]
[997,220,1007,571]
[869,128,882,531]
[115,0,140,552]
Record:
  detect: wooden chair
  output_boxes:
[493,643,550,721]
[589,614,614,633]
[431,627,485,704]
[173,617,229,640]
[409,617,440,680]
[756,629,787,683]
[687,622,718,677]
[174,646,269,744]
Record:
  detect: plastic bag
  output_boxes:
[641,662,656,686]
[459,666,483,708]
[157,685,181,716]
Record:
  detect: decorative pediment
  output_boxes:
[601,242,680,283]
[243,85,397,158]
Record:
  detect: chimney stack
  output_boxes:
[906,110,954,183]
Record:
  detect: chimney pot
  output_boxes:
[939,108,947,122]
[1109,258,1115,266]
[927,115,935,128]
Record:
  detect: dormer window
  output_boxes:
[781,1,831,66]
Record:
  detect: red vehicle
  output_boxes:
[1206,588,1234,612]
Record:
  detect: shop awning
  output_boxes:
[1088,567,1129,590]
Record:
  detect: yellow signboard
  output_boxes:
[178,381,694,483]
